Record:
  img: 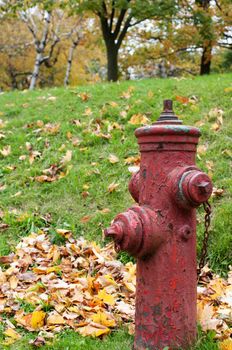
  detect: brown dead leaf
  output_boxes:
[47,312,66,325]
[79,92,90,101]
[43,123,60,135]
[29,337,46,347]
[72,119,81,126]
[35,175,56,183]
[212,187,224,198]
[80,215,91,223]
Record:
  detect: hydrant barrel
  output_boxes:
[105,100,212,350]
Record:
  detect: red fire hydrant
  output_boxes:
[105,100,213,350]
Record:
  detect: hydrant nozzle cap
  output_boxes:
[156,99,182,124]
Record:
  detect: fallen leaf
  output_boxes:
[108,154,119,164]
[175,95,190,105]
[47,312,66,325]
[129,114,149,125]
[47,96,57,101]
[212,187,224,198]
[61,150,72,165]
[43,123,60,135]
[29,337,46,347]
[91,312,116,327]
[219,339,232,350]
[0,145,11,157]
[80,215,91,223]
[108,182,119,193]
[83,107,93,116]
[97,289,115,305]
[79,92,90,101]
[78,324,110,337]
[4,327,21,340]
[31,311,46,329]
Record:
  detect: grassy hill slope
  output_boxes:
[0,73,231,349]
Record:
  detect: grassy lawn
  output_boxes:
[0,73,231,349]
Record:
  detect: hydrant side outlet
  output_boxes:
[105,100,212,350]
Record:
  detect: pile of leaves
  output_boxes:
[0,230,231,348]
[0,230,135,346]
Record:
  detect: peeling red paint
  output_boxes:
[104,100,213,350]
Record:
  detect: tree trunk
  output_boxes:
[106,44,118,82]
[29,52,42,90]
[64,41,78,87]
[200,43,212,75]
[29,12,51,90]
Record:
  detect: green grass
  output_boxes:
[0,73,231,349]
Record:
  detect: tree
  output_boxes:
[64,17,84,86]
[69,0,177,81]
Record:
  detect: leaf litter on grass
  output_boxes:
[0,230,231,347]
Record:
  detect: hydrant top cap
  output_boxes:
[135,99,201,139]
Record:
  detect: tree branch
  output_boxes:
[109,0,115,33]
[116,14,132,48]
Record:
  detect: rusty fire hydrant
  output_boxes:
[105,100,213,350]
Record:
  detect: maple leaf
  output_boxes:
[79,92,90,101]
[108,154,119,164]
[219,339,232,350]
[91,312,116,327]
[43,123,60,135]
[175,95,190,105]
[129,113,149,125]
[97,289,115,305]
[31,311,46,329]
[47,312,66,325]
[0,145,11,157]
[4,327,22,340]
[78,324,110,337]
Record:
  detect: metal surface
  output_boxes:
[104,100,213,350]
[198,201,212,275]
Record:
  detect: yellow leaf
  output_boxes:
[91,312,116,327]
[31,311,46,329]
[97,289,115,305]
[224,87,232,93]
[129,114,149,125]
[4,328,21,340]
[219,339,232,350]
[78,324,110,337]
[107,182,119,193]
[9,275,18,289]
